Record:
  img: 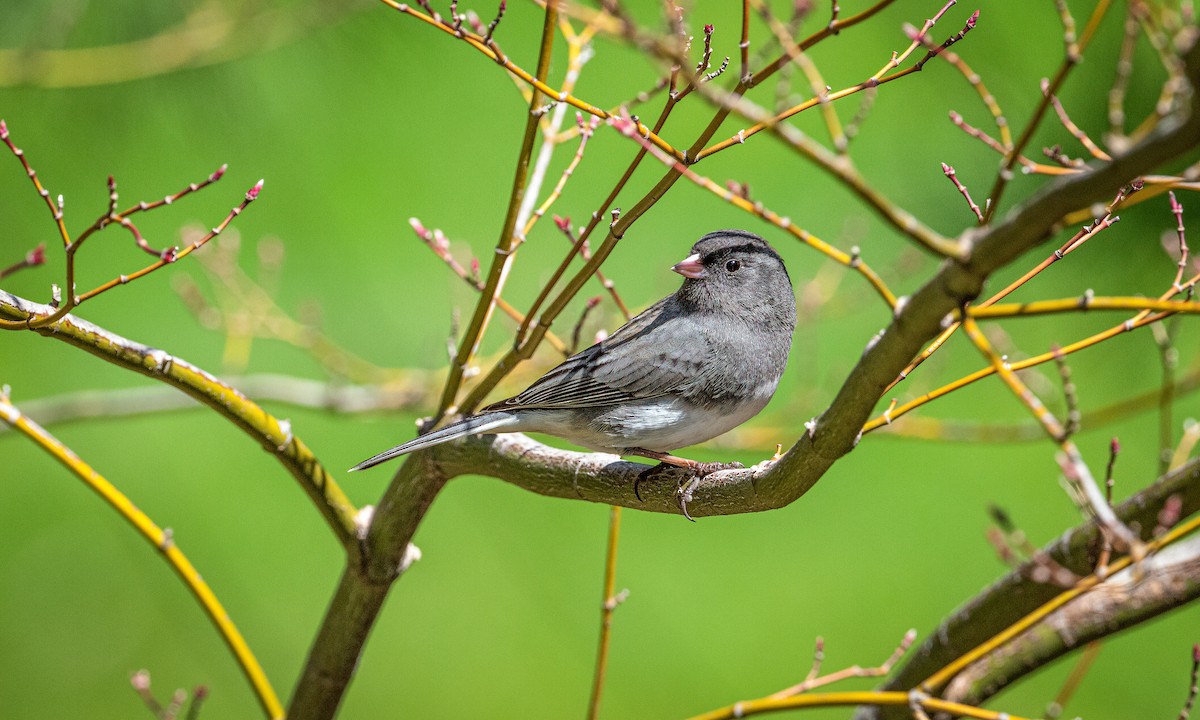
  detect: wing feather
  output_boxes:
[484,296,713,412]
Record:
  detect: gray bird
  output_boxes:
[352,229,796,513]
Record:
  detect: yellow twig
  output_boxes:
[586,505,625,720]
[0,394,284,720]
[972,296,1200,318]
[686,689,1032,720]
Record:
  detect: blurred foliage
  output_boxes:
[1,0,1198,718]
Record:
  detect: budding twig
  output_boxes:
[0,244,46,280]
[941,162,984,223]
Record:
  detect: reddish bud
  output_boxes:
[586,295,601,309]
[0,119,7,139]
[553,215,570,231]
[246,179,264,201]
[607,115,637,138]
[409,217,429,238]
[131,670,151,691]
[211,163,228,182]
[470,257,481,277]
[966,10,979,28]
[704,24,714,34]
[433,229,450,252]
[498,0,505,11]
[1193,643,1199,663]
[194,685,210,700]
[941,162,951,174]
[1110,437,1120,455]
[27,244,45,266]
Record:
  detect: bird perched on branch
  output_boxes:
[352,229,796,518]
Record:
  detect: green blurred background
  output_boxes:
[2,1,1198,718]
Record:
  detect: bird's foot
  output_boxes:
[627,447,743,520]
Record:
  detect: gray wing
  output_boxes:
[484,296,711,411]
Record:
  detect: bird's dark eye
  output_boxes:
[725,259,741,272]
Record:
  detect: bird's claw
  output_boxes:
[676,475,699,521]
[634,462,674,503]
[635,459,744,520]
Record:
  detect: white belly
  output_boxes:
[521,393,773,453]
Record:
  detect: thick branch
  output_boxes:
[288,454,446,720]
[853,457,1200,720]
[944,535,1200,705]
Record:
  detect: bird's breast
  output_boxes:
[558,394,772,453]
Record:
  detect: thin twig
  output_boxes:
[0,244,46,280]
[586,505,627,720]
[941,163,984,222]
[0,119,70,247]
[1181,644,1200,720]
[767,630,916,698]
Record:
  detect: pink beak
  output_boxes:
[671,253,706,279]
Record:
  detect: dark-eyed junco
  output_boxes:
[353,229,796,514]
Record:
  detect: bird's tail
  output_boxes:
[349,411,519,472]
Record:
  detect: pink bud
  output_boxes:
[211,163,228,182]
[967,10,979,28]
[941,162,951,174]
[1110,437,1120,455]
[433,229,450,252]
[704,24,713,34]
[27,244,45,266]
[470,257,481,276]
[131,670,151,691]
[586,295,601,308]
[0,119,7,138]
[409,217,428,238]
[498,0,506,12]
[554,215,570,231]
[607,115,636,137]
[245,179,264,201]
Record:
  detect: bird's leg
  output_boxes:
[626,448,744,520]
